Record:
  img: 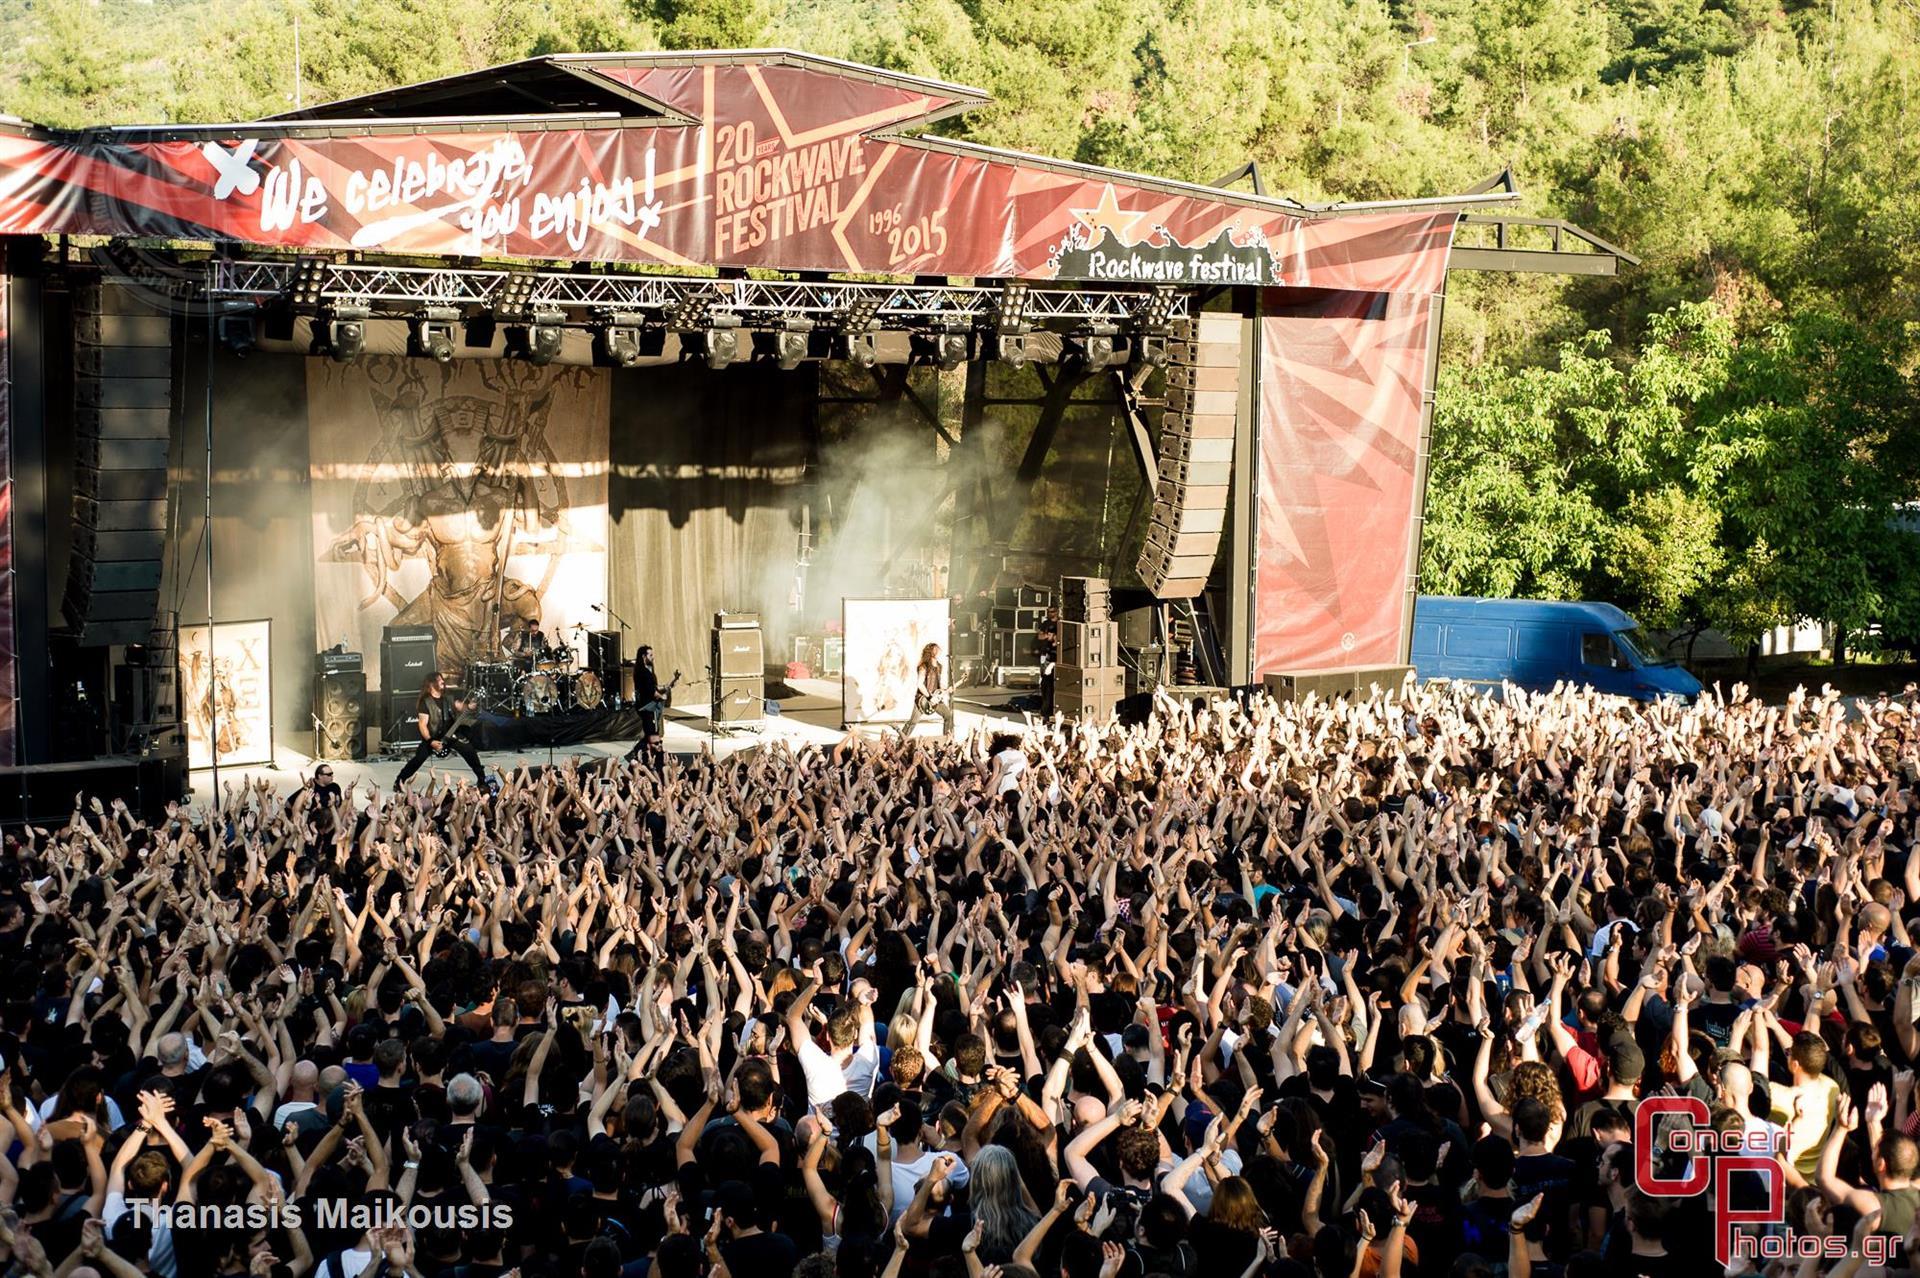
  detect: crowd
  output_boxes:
[0,677,1915,1278]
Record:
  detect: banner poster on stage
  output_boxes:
[842,598,949,726]
[307,357,610,688]
[178,620,274,769]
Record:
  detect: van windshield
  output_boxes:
[1614,627,1673,667]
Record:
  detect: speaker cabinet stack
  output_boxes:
[64,282,174,646]
[1137,313,1241,599]
[712,612,763,724]
[379,625,437,737]
[313,669,368,760]
[1056,576,1124,720]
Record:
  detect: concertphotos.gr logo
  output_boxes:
[1634,1096,1903,1269]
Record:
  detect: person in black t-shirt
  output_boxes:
[396,673,487,787]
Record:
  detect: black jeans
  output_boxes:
[396,735,486,785]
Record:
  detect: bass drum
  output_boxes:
[572,670,604,711]
[520,672,559,715]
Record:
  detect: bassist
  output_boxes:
[396,672,488,788]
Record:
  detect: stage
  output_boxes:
[186,680,1030,803]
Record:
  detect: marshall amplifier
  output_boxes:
[315,649,363,676]
[712,626,763,678]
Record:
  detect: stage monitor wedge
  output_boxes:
[64,281,175,646]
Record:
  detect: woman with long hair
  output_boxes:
[967,1144,1040,1262]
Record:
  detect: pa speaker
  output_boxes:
[1139,317,1241,600]
[313,671,367,761]
[63,281,174,646]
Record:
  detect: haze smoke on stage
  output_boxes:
[754,404,1007,643]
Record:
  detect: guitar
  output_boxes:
[638,670,682,716]
[430,700,481,757]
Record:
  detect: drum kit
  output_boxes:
[466,622,611,717]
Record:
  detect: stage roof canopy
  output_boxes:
[0,48,1632,287]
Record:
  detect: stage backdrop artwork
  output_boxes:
[179,620,274,769]
[308,357,610,688]
[841,598,949,725]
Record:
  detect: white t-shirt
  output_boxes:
[860,1139,973,1220]
[797,1037,880,1108]
[272,1099,319,1129]
[994,749,1027,797]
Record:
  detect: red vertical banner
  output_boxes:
[0,241,15,764]
[1252,282,1445,677]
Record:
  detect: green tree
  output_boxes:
[1693,312,1920,652]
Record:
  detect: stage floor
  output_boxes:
[188,679,1029,803]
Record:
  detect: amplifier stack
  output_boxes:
[989,584,1049,684]
[1137,312,1241,598]
[1056,576,1124,720]
[712,612,763,724]
[380,625,437,741]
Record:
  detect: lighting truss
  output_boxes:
[207,259,1194,329]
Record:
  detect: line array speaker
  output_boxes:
[1137,314,1240,599]
[1059,576,1110,623]
[64,282,174,645]
[313,671,367,761]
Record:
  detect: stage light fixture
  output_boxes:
[408,307,459,364]
[1135,285,1179,334]
[216,312,257,357]
[992,280,1032,334]
[995,333,1033,368]
[1068,324,1122,372]
[693,312,741,370]
[593,311,648,368]
[290,257,328,310]
[505,308,565,365]
[844,331,881,368]
[764,316,814,371]
[1135,334,1171,368]
[667,290,713,331]
[839,291,884,334]
[492,272,538,320]
[913,325,970,371]
[312,304,369,362]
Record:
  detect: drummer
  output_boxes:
[503,617,546,666]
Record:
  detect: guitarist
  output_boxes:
[396,672,488,788]
[903,642,955,737]
[623,646,672,765]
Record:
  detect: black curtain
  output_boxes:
[607,363,814,704]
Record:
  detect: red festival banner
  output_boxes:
[1252,265,1451,678]
[0,55,1454,294]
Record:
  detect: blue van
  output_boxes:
[1410,596,1702,702]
